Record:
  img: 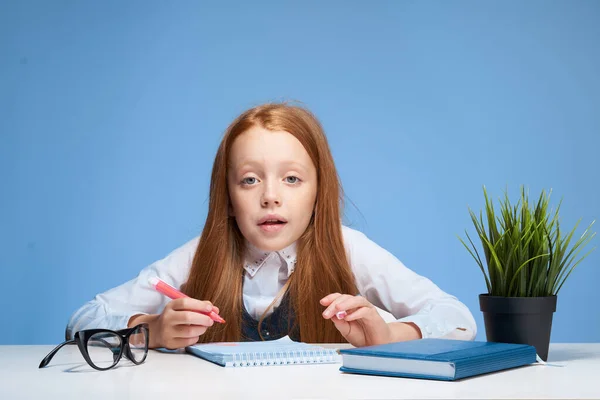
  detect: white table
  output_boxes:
[1,343,599,399]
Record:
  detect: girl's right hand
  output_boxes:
[129,298,219,349]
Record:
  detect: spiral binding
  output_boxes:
[228,348,340,367]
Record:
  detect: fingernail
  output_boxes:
[336,311,347,319]
[322,310,331,317]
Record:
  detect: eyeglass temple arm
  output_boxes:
[39,340,76,368]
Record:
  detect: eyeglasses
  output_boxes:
[39,324,149,371]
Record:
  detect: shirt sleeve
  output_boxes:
[65,237,200,340]
[343,226,477,340]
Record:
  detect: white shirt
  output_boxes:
[66,226,477,341]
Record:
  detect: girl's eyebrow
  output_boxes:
[236,160,262,170]
[236,160,310,173]
[279,160,310,173]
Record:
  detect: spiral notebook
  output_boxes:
[185,336,342,368]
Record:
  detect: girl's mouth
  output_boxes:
[259,220,286,226]
[258,219,287,233]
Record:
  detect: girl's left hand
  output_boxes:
[320,293,420,347]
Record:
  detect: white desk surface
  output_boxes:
[1,343,599,399]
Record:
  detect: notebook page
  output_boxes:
[186,336,342,367]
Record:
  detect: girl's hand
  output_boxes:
[129,298,219,349]
[320,293,421,347]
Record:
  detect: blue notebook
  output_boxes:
[186,336,342,368]
[339,339,537,381]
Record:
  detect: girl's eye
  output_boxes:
[285,176,300,184]
[241,177,258,185]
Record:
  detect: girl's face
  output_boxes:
[227,126,317,251]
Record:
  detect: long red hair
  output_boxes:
[183,103,358,343]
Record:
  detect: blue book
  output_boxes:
[339,339,537,381]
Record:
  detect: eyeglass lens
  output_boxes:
[128,325,148,363]
[87,332,122,369]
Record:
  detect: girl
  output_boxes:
[66,103,476,349]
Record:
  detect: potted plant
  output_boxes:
[459,186,596,360]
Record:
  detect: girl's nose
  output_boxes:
[261,184,281,207]
[261,195,281,207]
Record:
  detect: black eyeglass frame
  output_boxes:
[39,323,149,371]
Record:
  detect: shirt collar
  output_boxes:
[243,240,297,278]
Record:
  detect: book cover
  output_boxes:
[339,339,537,380]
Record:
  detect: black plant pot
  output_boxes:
[479,294,557,361]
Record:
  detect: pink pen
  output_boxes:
[335,311,347,319]
[148,277,226,324]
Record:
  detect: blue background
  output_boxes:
[1,1,598,345]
